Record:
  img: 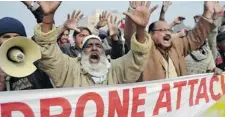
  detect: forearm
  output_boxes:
[41,14,54,33]
[208,27,218,60]
[159,8,166,21]
[203,10,213,23]
[111,36,124,59]
[31,7,44,23]
[136,27,146,43]
[22,1,31,7]
[112,33,151,83]
[56,24,67,38]
[124,7,136,50]
[182,17,214,56]
[169,21,176,28]
[34,23,69,84]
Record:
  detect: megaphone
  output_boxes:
[0,36,41,78]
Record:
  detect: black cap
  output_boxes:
[217,31,225,43]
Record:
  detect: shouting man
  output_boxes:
[33,1,155,87]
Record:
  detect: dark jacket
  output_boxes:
[216,48,225,71]
[5,62,53,91]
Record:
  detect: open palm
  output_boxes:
[107,15,120,36]
[38,1,61,14]
[65,10,83,32]
[124,1,158,28]
[162,1,172,12]
[96,11,110,28]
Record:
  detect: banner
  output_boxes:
[0,73,225,117]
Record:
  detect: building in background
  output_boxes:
[78,9,124,30]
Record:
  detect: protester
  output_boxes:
[57,30,70,47]
[56,10,124,59]
[184,13,224,75]
[0,17,53,91]
[216,31,225,71]
[32,1,154,87]
[124,1,223,81]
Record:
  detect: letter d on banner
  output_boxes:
[1,102,35,117]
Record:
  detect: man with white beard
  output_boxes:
[80,35,112,83]
[33,1,155,87]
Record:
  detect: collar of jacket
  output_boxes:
[156,43,173,60]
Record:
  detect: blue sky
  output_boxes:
[0,1,224,37]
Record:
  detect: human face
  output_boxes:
[83,38,104,64]
[218,40,225,52]
[61,30,69,41]
[0,33,20,46]
[74,30,90,48]
[150,21,172,49]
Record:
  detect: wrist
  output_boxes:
[43,14,54,24]
[203,11,213,19]
[95,25,100,29]
[136,26,145,43]
[111,35,118,41]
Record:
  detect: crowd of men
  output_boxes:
[0,1,225,91]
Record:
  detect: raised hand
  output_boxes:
[107,15,120,36]
[178,29,188,37]
[162,1,172,12]
[129,1,142,9]
[213,2,225,18]
[123,1,158,28]
[64,10,83,32]
[38,1,61,15]
[96,11,110,29]
[203,1,217,19]
[173,16,185,25]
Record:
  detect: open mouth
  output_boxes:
[163,35,171,41]
[89,53,100,63]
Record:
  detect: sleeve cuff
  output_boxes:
[130,32,151,54]
[34,23,57,44]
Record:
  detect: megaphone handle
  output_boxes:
[5,76,11,91]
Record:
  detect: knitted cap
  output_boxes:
[0,17,26,37]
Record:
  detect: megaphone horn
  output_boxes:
[0,36,41,78]
[7,47,25,63]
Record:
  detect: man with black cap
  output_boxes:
[0,17,53,91]
[33,1,152,87]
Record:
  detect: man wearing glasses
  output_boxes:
[140,2,223,81]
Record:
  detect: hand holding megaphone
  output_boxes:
[0,68,6,91]
[0,36,41,78]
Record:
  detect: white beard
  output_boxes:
[81,52,111,84]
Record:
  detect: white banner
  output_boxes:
[0,73,225,117]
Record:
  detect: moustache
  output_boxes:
[163,34,171,41]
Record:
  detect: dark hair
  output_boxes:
[148,22,156,33]
[73,27,92,37]
[217,31,225,43]
[57,29,70,43]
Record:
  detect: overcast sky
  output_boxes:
[0,1,225,37]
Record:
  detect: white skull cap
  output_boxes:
[81,35,102,49]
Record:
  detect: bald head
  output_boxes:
[148,21,170,33]
[148,20,172,49]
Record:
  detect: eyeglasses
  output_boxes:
[152,29,173,33]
